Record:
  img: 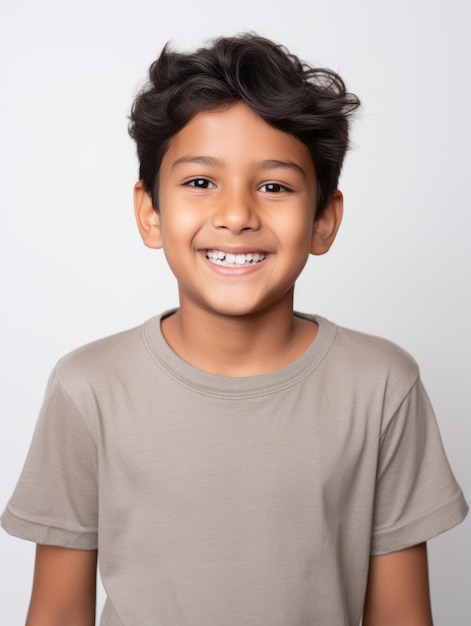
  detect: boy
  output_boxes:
[1,34,467,625]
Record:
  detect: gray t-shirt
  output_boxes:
[2,312,468,625]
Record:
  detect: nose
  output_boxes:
[212,187,261,234]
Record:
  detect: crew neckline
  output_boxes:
[142,310,337,399]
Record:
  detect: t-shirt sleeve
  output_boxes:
[371,377,468,555]
[1,367,98,549]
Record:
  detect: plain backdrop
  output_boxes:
[1,0,469,623]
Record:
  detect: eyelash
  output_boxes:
[185,178,215,189]
[184,178,292,193]
[258,182,292,193]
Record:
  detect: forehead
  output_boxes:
[162,102,315,176]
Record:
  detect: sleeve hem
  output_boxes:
[1,506,98,550]
[371,490,468,556]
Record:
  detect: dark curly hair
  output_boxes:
[129,33,360,217]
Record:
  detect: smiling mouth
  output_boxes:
[206,250,267,267]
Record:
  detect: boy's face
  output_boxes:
[135,102,341,319]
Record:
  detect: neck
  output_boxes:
[161,295,317,377]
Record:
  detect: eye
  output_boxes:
[186,178,215,189]
[259,182,291,193]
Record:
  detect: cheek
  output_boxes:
[275,210,314,249]
[158,198,200,243]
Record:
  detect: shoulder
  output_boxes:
[310,314,421,400]
[333,321,418,374]
[53,316,160,391]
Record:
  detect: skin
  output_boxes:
[363,543,433,625]
[134,102,343,376]
[26,545,97,626]
[26,103,434,624]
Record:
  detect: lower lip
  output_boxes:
[200,253,270,276]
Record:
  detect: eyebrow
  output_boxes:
[257,159,306,176]
[171,155,306,176]
[172,156,222,169]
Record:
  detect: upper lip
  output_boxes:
[201,246,269,255]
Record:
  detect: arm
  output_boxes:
[362,542,433,626]
[26,544,98,626]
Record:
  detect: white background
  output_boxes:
[1,0,469,623]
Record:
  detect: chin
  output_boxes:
[198,298,263,318]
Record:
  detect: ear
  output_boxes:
[133,181,163,249]
[310,190,343,255]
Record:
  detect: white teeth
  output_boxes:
[206,250,266,267]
